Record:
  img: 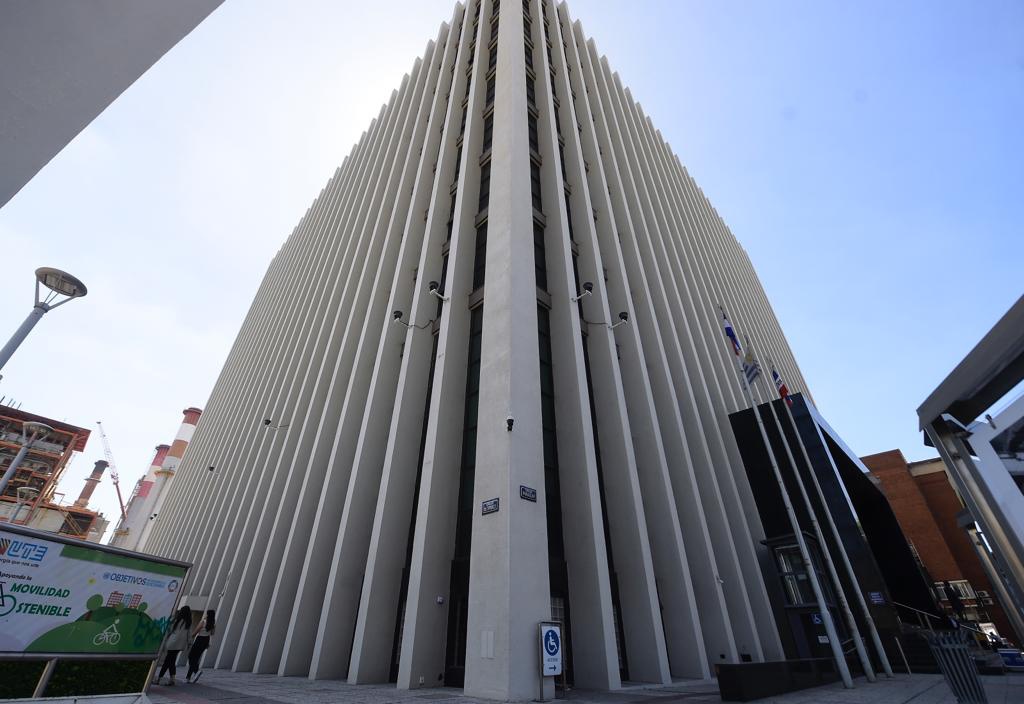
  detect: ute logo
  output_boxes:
[0,538,48,563]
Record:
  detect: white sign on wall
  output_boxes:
[0,527,188,655]
[539,622,562,676]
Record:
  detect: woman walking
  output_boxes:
[186,610,215,683]
[156,606,192,686]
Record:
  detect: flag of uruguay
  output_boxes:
[743,350,761,384]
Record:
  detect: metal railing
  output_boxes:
[924,630,988,704]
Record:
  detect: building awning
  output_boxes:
[917,295,1024,429]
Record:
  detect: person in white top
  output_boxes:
[186,609,216,683]
[156,606,192,686]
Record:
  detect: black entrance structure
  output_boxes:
[729,394,938,669]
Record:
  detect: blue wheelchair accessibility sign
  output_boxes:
[540,623,562,676]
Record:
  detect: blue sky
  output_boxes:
[1,0,1021,533]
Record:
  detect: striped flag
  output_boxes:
[722,312,741,356]
[722,309,760,385]
[743,349,761,384]
[772,367,793,406]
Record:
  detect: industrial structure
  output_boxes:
[142,1,823,698]
[109,407,202,551]
[0,404,108,541]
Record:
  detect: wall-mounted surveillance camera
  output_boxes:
[428,280,450,301]
[609,311,630,330]
[392,309,432,330]
[571,281,594,302]
[506,415,514,432]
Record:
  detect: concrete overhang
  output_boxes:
[917,295,1024,430]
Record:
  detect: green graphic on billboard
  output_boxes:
[0,529,188,655]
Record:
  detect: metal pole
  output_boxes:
[807,411,896,677]
[758,378,876,682]
[734,347,853,688]
[0,306,46,373]
[32,658,58,697]
[0,445,31,497]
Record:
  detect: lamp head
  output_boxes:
[582,281,593,293]
[393,310,403,321]
[428,281,439,292]
[618,311,629,322]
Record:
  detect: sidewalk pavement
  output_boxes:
[146,669,1024,704]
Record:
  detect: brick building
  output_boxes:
[863,449,1020,643]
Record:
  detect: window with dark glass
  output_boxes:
[533,223,548,292]
[526,77,536,108]
[485,76,496,107]
[530,160,542,210]
[478,161,491,212]
[488,44,498,72]
[528,113,539,153]
[482,114,494,152]
[473,223,487,289]
[525,42,534,71]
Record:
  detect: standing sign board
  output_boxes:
[0,524,189,655]
[539,622,562,676]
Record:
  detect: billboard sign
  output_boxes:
[0,524,189,655]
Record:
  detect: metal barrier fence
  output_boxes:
[924,631,987,704]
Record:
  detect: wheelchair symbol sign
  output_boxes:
[539,623,562,676]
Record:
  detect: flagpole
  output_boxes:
[723,318,853,689]
[784,393,896,678]
[752,355,877,683]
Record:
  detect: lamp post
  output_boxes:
[0,267,87,374]
[0,421,53,499]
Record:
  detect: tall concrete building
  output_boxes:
[0,0,223,207]
[143,1,811,698]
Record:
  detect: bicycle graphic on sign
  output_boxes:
[0,582,17,618]
[93,619,121,646]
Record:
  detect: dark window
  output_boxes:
[444,305,484,686]
[564,192,574,240]
[488,44,498,72]
[459,108,467,136]
[534,223,548,292]
[524,14,532,39]
[558,144,567,179]
[482,114,494,152]
[478,161,491,212]
[525,42,534,71]
[528,113,539,152]
[486,76,496,107]
[530,160,542,210]
[526,77,536,108]
[473,223,488,289]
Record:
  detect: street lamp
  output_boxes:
[0,421,53,497]
[0,267,87,375]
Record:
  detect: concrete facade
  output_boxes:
[0,0,223,208]
[142,1,812,699]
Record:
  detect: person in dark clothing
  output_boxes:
[186,610,216,683]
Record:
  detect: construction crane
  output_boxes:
[96,421,127,521]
